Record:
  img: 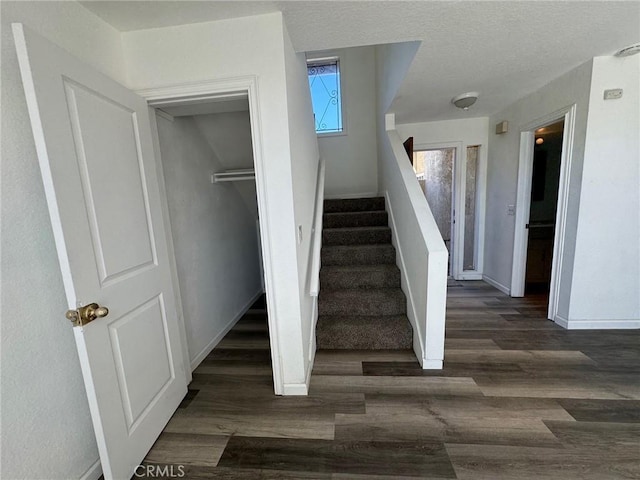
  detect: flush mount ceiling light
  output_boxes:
[452,92,479,110]
[615,43,640,57]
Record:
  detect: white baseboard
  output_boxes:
[79,459,102,480]
[553,314,569,329]
[422,359,443,369]
[282,382,309,395]
[189,288,263,371]
[385,191,426,365]
[324,191,380,200]
[456,273,483,281]
[305,296,318,395]
[555,314,640,330]
[482,274,511,295]
[282,297,317,397]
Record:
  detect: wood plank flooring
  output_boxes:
[140,281,640,479]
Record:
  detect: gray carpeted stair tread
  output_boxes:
[323,210,388,228]
[318,196,412,351]
[319,288,406,316]
[321,244,396,266]
[324,197,385,213]
[323,226,392,246]
[316,315,412,349]
[320,264,401,290]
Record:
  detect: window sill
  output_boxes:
[317,130,347,138]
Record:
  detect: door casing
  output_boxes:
[137,77,284,394]
[511,104,577,324]
[413,141,483,280]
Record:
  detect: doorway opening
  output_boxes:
[143,82,283,394]
[525,120,564,297]
[412,147,455,275]
[511,104,577,323]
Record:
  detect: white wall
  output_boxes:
[0,2,126,478]
[375,43,448,368]
[397,117,490,276]
[122,12,318,393]
[485,60,593,312]
[156,115,263,368]
[283,22,322,390]
[313,46,378,198]
[194,112,258,216]
[568,55,640,326]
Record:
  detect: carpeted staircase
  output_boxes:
[317,197,413,349]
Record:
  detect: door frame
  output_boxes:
[511,104,577,322]
[136,76,284,394]
[413,141,465,278]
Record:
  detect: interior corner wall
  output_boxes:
[568,55,640,325]
[1,2,126,478]
[282,22,321,382]
[155,115,263,368]
[374,41,421,193]
[485,60,593,315]
[316,46,378,198]
[122,12,310,390]
[193,112,259,217]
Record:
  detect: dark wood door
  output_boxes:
[403,137,414,165]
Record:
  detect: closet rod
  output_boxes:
[211,169,255,183]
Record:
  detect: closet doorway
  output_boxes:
[143,83,283,393]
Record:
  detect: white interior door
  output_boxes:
[13,24,187,480]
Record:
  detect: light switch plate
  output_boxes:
[604,89,623,100]
[507,204,516,216]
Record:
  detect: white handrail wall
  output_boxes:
[379,120,448,368]
[308,157,326,296]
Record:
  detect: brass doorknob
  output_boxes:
[66,302,109,327]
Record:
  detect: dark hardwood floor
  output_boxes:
[141,281,640,479]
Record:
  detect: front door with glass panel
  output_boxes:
[412,145,481,279]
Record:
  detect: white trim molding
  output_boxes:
[308,157,325,296]
[282,383,310,396]
[137,77,253,105]
[138,76,285,395]
[511,104,577,324]
[483,274,511,295]
[385,191,425,365]
[555,315,640,330]
[79,459,102,480]
[422,359,444,369]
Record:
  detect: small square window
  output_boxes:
[307,59,343,134]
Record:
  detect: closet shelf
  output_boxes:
[211,169,255,183]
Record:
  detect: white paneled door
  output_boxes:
[12,24,187,480]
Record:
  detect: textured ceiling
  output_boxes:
[80,1,640,123]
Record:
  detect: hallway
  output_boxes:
[140,282,640,478]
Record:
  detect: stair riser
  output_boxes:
[324,197,385,213]
[321,247,396,266]
[316,316,412,349]
[323,228,391,246]
[323,211,388,228]
[318,298,406,316]
[320,269,400,290]
[317,330,412,349]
